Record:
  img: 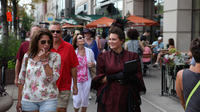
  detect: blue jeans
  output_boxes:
[21,99,57,112]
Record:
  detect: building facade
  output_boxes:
[33,2,46,24]
[75,0,91,15]
[33,0,75,24]
[163,0,200,52]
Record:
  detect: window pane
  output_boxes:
[192,0,200,38]
[193,0,200,9]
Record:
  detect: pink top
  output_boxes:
[142,47,152,62]
[77,54,88,83]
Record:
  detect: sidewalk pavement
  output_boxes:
[5,66,184,112]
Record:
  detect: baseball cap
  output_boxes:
[158,37,162,40]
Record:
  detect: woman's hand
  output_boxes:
[16,101,22,112]
[102,76,107,83]
[88,62,95,68]
[38,48,50,61]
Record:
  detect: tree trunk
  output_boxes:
[1,0,9,38]
[1,0,9,65]
[12,0,18,36]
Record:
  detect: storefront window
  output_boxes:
[95,0,123,18]
[192,0,200,39]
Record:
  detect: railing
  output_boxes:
[161,63,189,96]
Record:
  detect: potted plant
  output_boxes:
[0,33,21,85]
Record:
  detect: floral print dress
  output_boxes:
[77,54,88,83]
[18,52,61,102]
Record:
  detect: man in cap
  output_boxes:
[152,36,164,64]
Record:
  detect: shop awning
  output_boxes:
[62,23,83,28]
[127,15,159,26]
[56,18,78,25]
[86,17,114,28]
[76,15,104,22]
[61,18,78,25]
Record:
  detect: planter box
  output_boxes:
[0,69,15,85]
[0,95,13,112]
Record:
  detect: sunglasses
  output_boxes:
[51,30,61,34]
[78,36,85,40]
[40,40,52,45]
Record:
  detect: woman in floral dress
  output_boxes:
[17,28,61,112]
[72,33,96,112]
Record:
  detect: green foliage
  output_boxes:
[20,9,34,31]
[0,33,21,68]
[7,59,16,69]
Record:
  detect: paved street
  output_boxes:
[6,66,184,112]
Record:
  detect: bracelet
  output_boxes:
[41,59,49,65]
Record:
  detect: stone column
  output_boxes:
[163,0,192,52]
[124,0,144,16]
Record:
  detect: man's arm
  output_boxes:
[15,59,21,86]
[71,67,78,95]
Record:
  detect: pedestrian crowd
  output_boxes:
[14,18,199,112]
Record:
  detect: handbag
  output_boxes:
[89,66,96,79]
[89,50,96,79]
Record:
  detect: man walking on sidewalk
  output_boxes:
[14,25,41,86]
[49,22,79,112]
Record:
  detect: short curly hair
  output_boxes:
[127,29,139,40]
[190,38,200,63]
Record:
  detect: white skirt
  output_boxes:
[71,73,92,108]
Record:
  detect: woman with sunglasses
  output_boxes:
[72,33,96,112]
[17,28,61,112]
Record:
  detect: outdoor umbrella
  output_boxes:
[62,23,83,28]
[127,15,159,26]
[86,17,114,28]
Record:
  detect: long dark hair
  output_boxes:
[28,28,53,58]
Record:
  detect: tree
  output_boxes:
[1,0,9,38]
[12,0,19,36]
[19,8,34,31]
[1,0,9,66]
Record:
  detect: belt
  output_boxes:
[115,79,127,85]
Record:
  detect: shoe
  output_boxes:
[89,95,92,100]
[153,63,158,67]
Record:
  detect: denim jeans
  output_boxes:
[21,99,57,112]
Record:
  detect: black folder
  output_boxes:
[124,60,138,76]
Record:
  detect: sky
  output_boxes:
[18,0,32,14]
[19,0,32,6]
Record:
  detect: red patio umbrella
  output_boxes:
[86,17,114,28]
[62,23,83,28]
[127,15,159,26]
